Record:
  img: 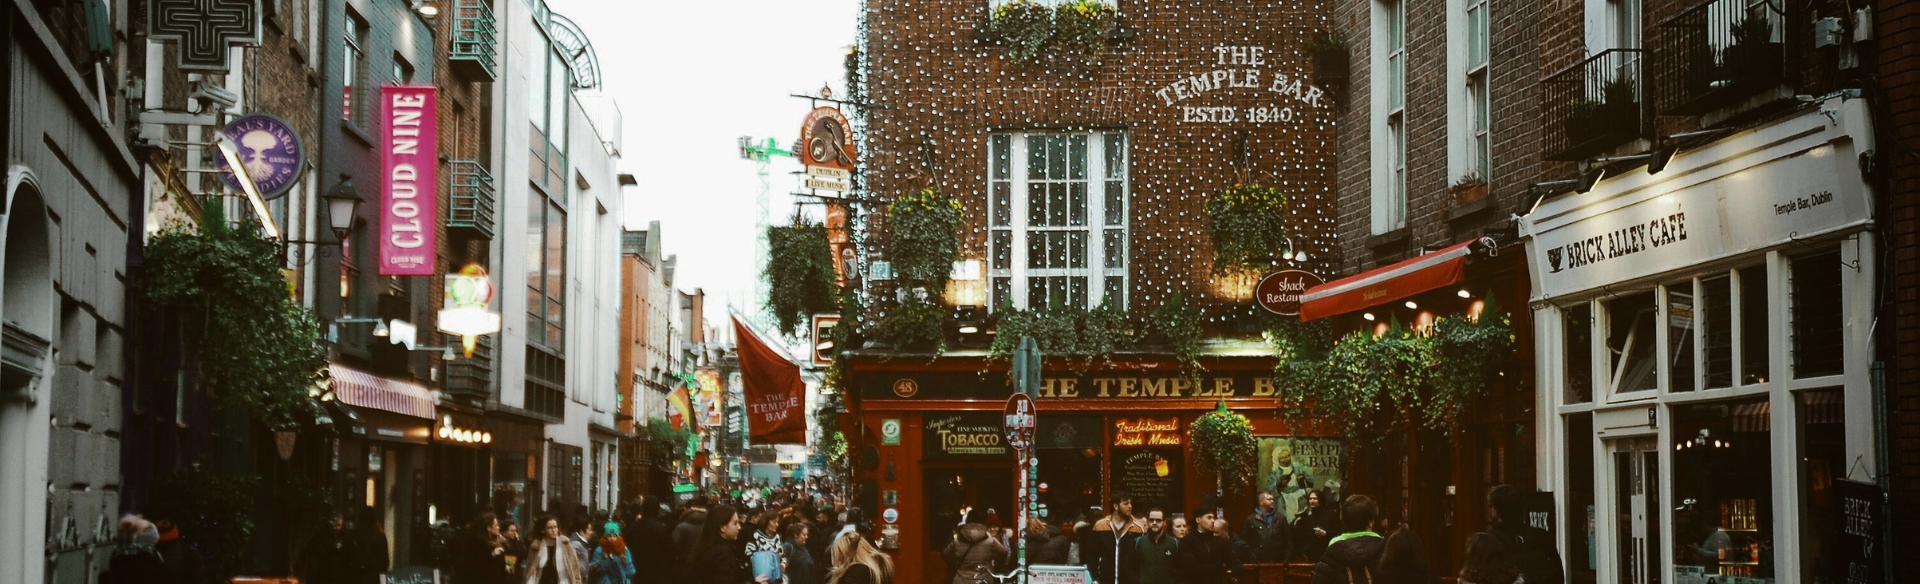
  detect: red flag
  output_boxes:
[733,317,807,444]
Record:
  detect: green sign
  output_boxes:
[881,418,902,445]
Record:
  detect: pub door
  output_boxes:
[1608,437,1662,584]
[925,465,1015,584]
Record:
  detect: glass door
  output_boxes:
[1610,437,1662,584]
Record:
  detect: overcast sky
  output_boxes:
[550,0,861,334]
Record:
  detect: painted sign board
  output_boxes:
[217,113,305,199]
[379,85,438,276]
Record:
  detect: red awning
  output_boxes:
[1299,240,1475,321]
[330,364,437,419]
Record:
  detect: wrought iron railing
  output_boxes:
[450,0,498,82]
[1539,49,1645,161]
[1652,0,1785,115]
[444,334,495,402]
[447,159,496,239]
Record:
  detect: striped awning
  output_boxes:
[1800,390,1844,425]
[330,364,436,419]
[1732,401,1771,433]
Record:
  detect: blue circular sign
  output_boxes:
[218,113,307,199]
[882,508,899,524]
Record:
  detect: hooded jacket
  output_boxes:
[1309,532,1387,584]
[673,510,710,565]
[942,523,1009,584]
[1081,516,1143,584]
[1023,525,1070,565]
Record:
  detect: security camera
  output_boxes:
[188,81,239,111]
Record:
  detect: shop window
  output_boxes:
[1035,416,1105,523]
[925,468,1013,551]
[1565,413,1597,584]
[1739,266,1769,384]
[1667,282,1696,392]
[987,132,1128,311]
[1671,397,1775,582]
[1790,252,1844,378]
[1564,303,1594,403]
[1606,292,1659,395]
[1702,275,1732,388]
[1795,388,1847,584]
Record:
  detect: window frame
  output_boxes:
[342,9,369,126]
[1465,0,1491,179]
[986,131,1129,312]
[1372,0,1408,234]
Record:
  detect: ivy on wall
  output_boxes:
[1190,402,1258,495]
[986,303,1135,370]
[766,222,839,337]
[1271,304,1514,441]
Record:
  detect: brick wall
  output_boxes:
[863,0,1341,318]
[1880,0,1920,574]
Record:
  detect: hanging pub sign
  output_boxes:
[379,85,437,276]
[216,113,305,199]
[923,413,1009,459]
[1256,269,1324,316]
[798,106,858,191]
[1832,479,1883,584]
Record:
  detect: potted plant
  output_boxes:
[1450,174,1488,206]
[1597,72,1640,134]
[1205,183,1291,274]
[765,221,838,337]
[1305,30,1349,86]
[1054,1,1118,66]
[986,0,1054,64]
[1725,15,1782,85]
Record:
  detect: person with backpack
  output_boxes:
[1309,495,1386,584]
[941,509,1009,584]
[1483,485,1563,584]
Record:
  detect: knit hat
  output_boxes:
[985,509,1001,528]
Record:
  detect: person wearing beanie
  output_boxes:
[983,510,1011,558]
[942,509,1009,584]
[1174,499,1239,584]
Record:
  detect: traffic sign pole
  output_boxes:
[1007,336,1042,584]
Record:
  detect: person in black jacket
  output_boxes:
[1373,526,1440,584]
[454,513,510,584]
[1483,485,1563,584]
[1023,516,1070,565]
[1242,490,1291,564]
[629,496,679,584]
[1174,502,1240,584]
[1292,490,1340,563]
[684,505,768,584]
[1309,495,1385,584]
[1082,491,1144,584]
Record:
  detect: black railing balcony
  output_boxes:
[444,334,496,402]
[1653,0,1785,116]
[450,0,498,82]
[1541,49,1645,161]
[447,159,496,239]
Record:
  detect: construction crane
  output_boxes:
[737,136,794,328]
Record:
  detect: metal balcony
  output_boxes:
[447,159,496,239]
[1652,0,1784,116]
[444,334,495,402]
[450,0,498,82]
[1540,49,1646,161]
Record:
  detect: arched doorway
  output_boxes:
[0,166,56,584]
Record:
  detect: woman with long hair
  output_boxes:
[826,532,894,584]
[1374,526,1441,584]
[522,515,586,584]
[686,505,766,584]
[588,534,635,584]
[1458,532,1523,584]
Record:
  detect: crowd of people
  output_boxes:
[450,481,894,584]
[930,484,1565,584]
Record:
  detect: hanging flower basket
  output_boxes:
[986,0,1054,64]
[1054,1,1117,66]
[885,187,964,293]
[1191,402,1258,494]
[1206,183,1292,274]
[766,221,839,337]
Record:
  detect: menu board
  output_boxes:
[923,412,1011,459]
[1111,447,1184,511]
[1833,480,1882,584]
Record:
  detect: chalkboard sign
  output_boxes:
[1111,448,1183,511]
[382,566,439,584]
[1833,480,1882,584]
[1524,490,1556,540]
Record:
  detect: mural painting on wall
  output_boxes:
[1256,437,1345,521]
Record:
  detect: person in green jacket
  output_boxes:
[1133,508,1180,584]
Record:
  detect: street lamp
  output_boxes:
[323,174,364,241]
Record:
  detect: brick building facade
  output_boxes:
[1878,0,1919,577]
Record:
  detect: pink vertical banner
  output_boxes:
[379,85,437,276]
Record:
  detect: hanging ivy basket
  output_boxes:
[1191,402,1258,494]
[1206,183,1292,274]
[987,0,1054,64]
[766,222,839,337]
[987,303,1134,370]
[1053,1,1117,66]
[1426,297,1515,430]
[886,187,964,292]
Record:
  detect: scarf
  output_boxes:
[523,538,583,584]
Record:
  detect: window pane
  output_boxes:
[1104,276,1125,309]
[1740,267,1769,384]
[1068,231,1087,269]
[1029,137,1049,180]
[1068,134,1087,180]
[1103,133,1126,179]
[527,196,544,294]
[992,135,1011,180]
[991,230,1011,271]
[1069,183,1088,226]
[1564,413,1596,582]
[1028,183,1047,227]
[1669,282,1696,392]
[1797,388,1847,584]
[1105,182,1125,225]
[1049,183,1068,227]
[1029,278,1049,310]
[1703,275,1733,388]
[546,202,566,304]
[1069,277,1088,308]
[993,277,1012,309]
[1050,232,1069,269]
[1050,277,1068,309]
[1047,136,1068,179]
[1027,233,1046,269]
[1389,53,1405,110]
[1671,398,1774,580]
[1565,303,1594,403]
[993,182,1011,227]
[528,33,550,130]
[1104,229,1125,270]
[1607,292,1659,393]
[1791,252,1844,378]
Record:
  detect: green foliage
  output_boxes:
[1205,184,1292,274]
[1731,15,1772,47]
[1602,73,1637,106]
[147,466,257,584]
[988,0,1055,63]
[822,291,865,394]
[141,206,327,431]
[1190,403,1258,494]
[1053,1,1116,66]
[646,419,697,468]
[1304,29,1346,55]
[986,303,1135,369]
[879,293,946,352]
[886,188,963,293]
[815,408,847,468]
[1151,292,1205,379]
[1427,300,1515,430]
[765,222,839,337]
